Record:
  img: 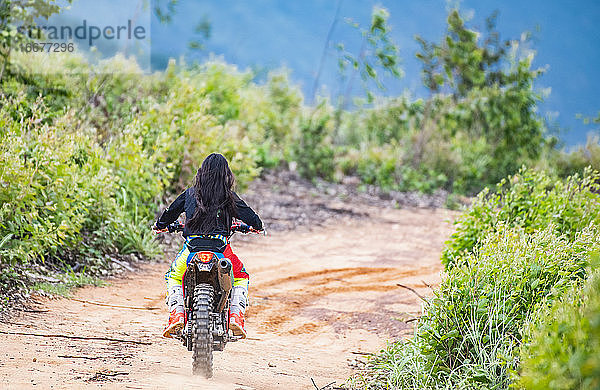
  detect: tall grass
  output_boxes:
[516,255,600,389]
[351,169,600,389]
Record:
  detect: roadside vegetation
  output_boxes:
[1,3,600,386]
[517,255,600,389]
[349,168,600,389]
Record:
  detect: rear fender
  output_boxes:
[183,252,221,303]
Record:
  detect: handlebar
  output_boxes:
[166,221,184,233]
[154,220,266,236]
[230,220,264,235]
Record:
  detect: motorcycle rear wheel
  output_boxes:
[192,283,214,377]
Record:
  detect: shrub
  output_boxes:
[291,105,335,180]
[7,51,168,136]
[0,94,164,269]
[0,55,299,299]
[354,145,401,190]
[135,63,262,190]
[335,84,544,196]
[352,169,600,390]
[442,167,600,270]
[549,135,600,179]
[516,256,600,390]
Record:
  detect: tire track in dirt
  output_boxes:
[249,265,440,337]
[0,207,456,389]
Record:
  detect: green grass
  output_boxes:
[31,271,105,297]
[515,255,600,390]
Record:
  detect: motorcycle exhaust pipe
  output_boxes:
[217,258,233,291]
[216,258,233,312]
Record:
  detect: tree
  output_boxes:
[336,6,403,109]
[311,0,344,104]
[416,9,513,97]
[153,0,211,60]
[187,15,211,53]
[0,0,70,83]
[414,8,546,186]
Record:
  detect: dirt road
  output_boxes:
[0,206,456,389]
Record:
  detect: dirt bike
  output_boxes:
[160,220,264,378]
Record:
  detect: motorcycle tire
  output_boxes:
[191,283,214,378]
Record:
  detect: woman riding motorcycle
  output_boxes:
[153,153,263,339]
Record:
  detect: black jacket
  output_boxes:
[155,187,262,237]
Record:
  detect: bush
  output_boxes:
[291,105,335,180]
[516,256,600,390]
[335,84,544,196]
[7,51,168,136]
[0,54,300,300]
[548,135,600,179]
[352,169,600,389]
[442,167,600,270]
[0,94,163,268]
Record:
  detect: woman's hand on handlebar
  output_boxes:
[152,224,168,234]
[248,226,265,234]
[153,221,184,234]
[231,221,265,235]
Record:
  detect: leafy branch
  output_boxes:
[335,6,403,110]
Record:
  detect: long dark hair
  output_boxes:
[186,153,236,233]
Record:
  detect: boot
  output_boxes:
[163,285,185,338]
[229,312,246,338]
[229,285,248,338]
[163,309,185,338]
